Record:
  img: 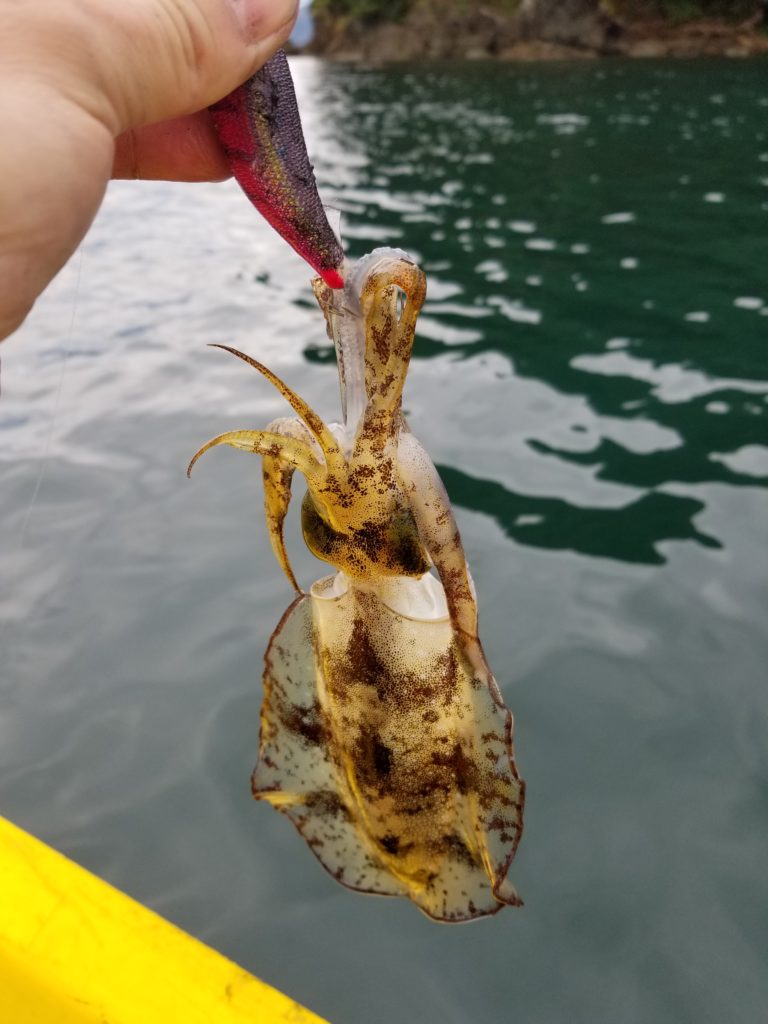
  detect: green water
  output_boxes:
[2,58,767,1022]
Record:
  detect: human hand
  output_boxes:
[0,0,298,341]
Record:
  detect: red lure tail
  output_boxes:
[210,50,345,289]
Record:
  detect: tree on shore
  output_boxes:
[517,0,604,43]
[312,0,762,21]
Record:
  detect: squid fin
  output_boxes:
[252,596,406,898]
[401,667,524,922]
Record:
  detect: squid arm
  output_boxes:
[359,264,426,427]
[261,417,317,594]
[186,429,322,486]
[397,431,522,895]
[396,431,502,694]
[209,345,342,471]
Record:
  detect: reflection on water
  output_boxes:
[2,58,767,1024]
[437,463,720,565]
[299,58,768,570]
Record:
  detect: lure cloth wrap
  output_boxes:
[210,50,344,288]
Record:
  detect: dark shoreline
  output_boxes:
[299,11,768,64]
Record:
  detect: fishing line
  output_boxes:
[17,254,81,545]
[0,253,82,648]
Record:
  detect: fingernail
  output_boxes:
[230,0,298,45]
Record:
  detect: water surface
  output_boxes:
[2,57,767,1024]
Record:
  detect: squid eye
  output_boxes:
[396,288,407,324]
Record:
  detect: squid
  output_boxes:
[189,248,525,922]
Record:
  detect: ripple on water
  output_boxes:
[2,56,767,1024]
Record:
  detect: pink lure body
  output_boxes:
[210,51,345,288]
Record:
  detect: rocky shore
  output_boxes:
[303,1,768,63]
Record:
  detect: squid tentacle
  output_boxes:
[262,417,315,594]
[209,345,343,471]
[187,429,323,486]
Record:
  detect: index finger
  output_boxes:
[112,112,231,181]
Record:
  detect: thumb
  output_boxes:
[43,0,300,133]
[0,0,298,341]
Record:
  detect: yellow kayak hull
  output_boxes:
[0,815,327,1023]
